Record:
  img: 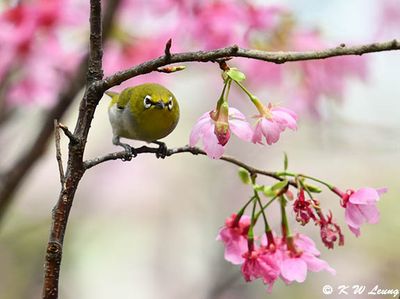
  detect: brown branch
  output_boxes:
[83,145,297,188]
[101,39,400,90]
[41,1,123,299]
[87,0,103,83]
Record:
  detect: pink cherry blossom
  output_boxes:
[241,249,280,292]
[376,0,400,38]
[289,30,367,116]
[217,214,251,265]
[341,187,387,237]
[191,1,248,49]
[190,107,253,159]
[279,234,336,284]
[252,105,298,145]
[0,0,86,107]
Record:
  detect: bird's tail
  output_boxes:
[105,91,119,108]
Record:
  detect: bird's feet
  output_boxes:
[113,136,137,161]
[153,141,168,159]
[121,144,138,161]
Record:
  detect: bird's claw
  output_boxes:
[113,136,137,161]
[154,141,167,159]
[121,144,137,161]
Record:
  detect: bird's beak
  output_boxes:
[154,101,165,109]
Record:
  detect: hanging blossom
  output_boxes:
[252,102,298,145]
[216,214,251,265]
[338,187,387,237]
[189,106,253,159]
[277,233,336,284]
[218,224,336,292]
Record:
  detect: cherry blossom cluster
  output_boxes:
[190,67,297,158]
[0,0,86,107]
[217,169,387,292]
[106,0,368,116]
[1,0,384,116]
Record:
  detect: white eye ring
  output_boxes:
[143,95,152,109]
[167,97,173,111]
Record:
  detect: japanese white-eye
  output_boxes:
[106,83,180,157]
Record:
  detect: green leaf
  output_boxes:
[261,186,276,197]
[304,184,322,193]
[238,168,251,184]
[271,180,288,191]
[283,152,288,171]
[226,68,246,82]
[254,185,279,197]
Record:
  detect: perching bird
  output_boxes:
[106,83,180,158]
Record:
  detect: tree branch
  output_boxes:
[83,145,297,188]
[42,1,123,298]
[101,39,400,90]
[87,0,103,83]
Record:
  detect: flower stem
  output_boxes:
[279,195,291,238]
[251,176,271,233]
[276,171,335,190]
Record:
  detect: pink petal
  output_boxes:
[357,204,380,224]
[280,258,307,283]
[377,187,388,196]
[252,122,263,144]
[230,118,253,142]
[273,106,298,120]
[348,225,361,237]
[217,228,247,265]
[203,126,225,159]
[272,109,298,130]
[228,107,246,120]
[189,116,212,147]
[349,188,380,205]
[302,253,336,275]
[295,234,320,256]
[261,119,281,145]
[345,203,366,228]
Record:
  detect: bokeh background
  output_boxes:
[0,0,399,299]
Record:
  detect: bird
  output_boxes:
[106,83,180,159]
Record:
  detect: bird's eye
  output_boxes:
[167,97,173,111]
[143,95,152,109]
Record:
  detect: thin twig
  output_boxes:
[101,39,400,90]
[53,120,65,186]
[83,145,298,188]
[164,38,172,60]
[58,123,78,144]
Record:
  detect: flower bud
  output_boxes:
[212,102,231,146]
